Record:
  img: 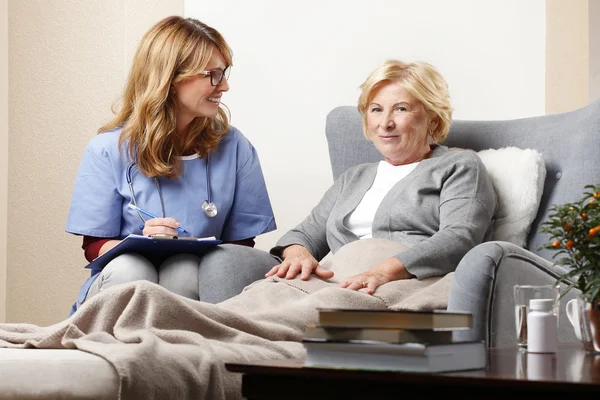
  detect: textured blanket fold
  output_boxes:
[0,239,454,399]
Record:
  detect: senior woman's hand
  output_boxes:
[340,257,415,295]
[265,245,334,281]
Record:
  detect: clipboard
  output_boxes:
[85,234,222,272]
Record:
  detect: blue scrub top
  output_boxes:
[66,126,277,315]
[66,125,276,241]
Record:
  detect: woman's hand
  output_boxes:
[141,217,182,238]
[340,257,414,295]
[265,245,334,281]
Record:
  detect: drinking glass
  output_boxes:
[513,284,560,348]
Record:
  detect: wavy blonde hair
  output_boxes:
[357,60,453,144]
[99,16,233,178]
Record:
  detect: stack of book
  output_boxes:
[302,308,486,373]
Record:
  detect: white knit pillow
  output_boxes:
[476,147,546,247]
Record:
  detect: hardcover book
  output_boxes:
[303,324,454,344]
[316,308,471,330]
[302,339,486,373]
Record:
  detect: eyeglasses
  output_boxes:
[198,66,231,86]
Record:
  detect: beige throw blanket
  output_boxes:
[0,239,454,400]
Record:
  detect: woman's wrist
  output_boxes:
[381,257,415,281]
[281,244,305,260]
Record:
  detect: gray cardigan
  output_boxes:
[271,145,498,279]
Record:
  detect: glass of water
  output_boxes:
[513,284,560,348]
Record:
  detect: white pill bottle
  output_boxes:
[527,298,558,353]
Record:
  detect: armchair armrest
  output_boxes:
[447,241,579,348]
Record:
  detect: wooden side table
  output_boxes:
[226,343,600,399]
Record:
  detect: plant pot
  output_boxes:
[577,296,600,354]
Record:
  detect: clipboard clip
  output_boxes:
[149,234,178,240]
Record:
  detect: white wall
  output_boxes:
[189,0,546,251]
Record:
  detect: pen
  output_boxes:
[127,203,187,233]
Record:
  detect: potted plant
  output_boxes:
[540,183,600,352]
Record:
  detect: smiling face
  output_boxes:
[172,48,230,133]
[366,81,437,166]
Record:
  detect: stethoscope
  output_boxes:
[125,155,218,224]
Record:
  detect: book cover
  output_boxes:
[317,308,471,330]
[302,339,486,373]
[303,324,454,344]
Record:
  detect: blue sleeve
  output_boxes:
[221,141,277,241]
[65,140,123,237]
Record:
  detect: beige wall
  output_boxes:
[1,0,7,323]
[546,0,597,113]
[589,0,600,103]
[7,0,183,324]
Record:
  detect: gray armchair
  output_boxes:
[325,99,600,347]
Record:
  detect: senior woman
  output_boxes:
[203,59,498,294]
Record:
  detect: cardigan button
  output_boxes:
[556,172,562,180]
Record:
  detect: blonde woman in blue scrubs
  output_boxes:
[66,16,279,314]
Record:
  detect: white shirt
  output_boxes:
[345,160,420,238]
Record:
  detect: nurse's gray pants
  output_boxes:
[84,244,280,305]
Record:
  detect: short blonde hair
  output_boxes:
[357,60,453,143]
[100,16,233,178]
